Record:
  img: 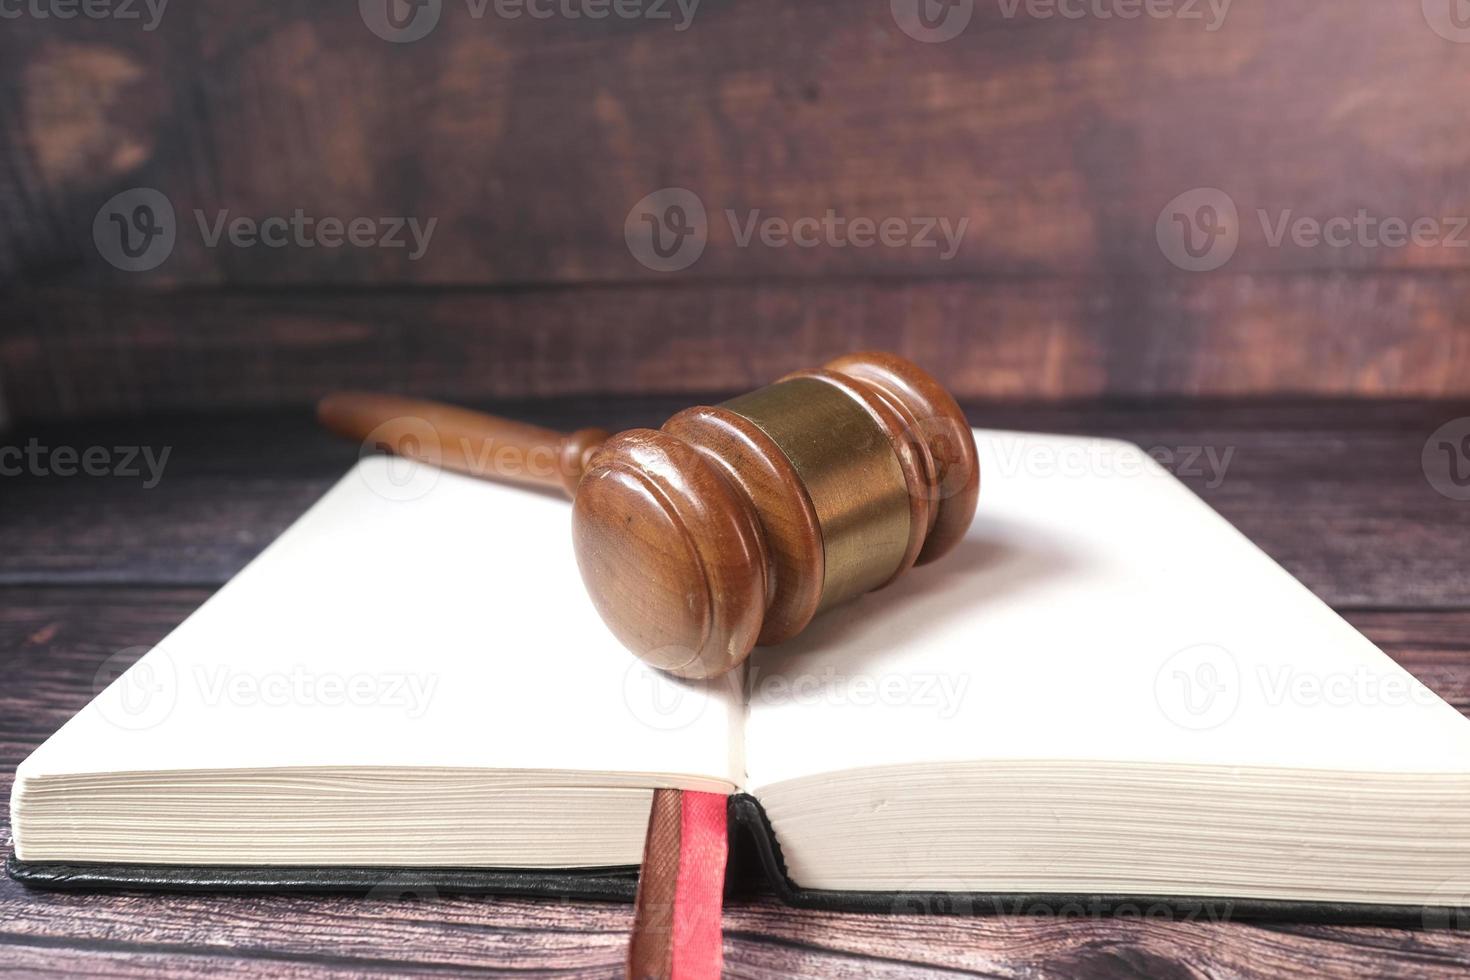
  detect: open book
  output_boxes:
[11,432,1470,920]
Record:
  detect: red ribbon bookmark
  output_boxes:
[627,789,728,980]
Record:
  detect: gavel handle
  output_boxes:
[317,392,610,498]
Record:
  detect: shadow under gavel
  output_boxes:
[319,351,979,679]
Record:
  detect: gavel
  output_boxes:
[319,352,979,679]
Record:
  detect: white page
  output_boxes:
[745,430,1470,791]
[19,457,742,791]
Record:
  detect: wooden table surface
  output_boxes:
[2,398,1469,978]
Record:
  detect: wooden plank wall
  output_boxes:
[1,1,1468,418]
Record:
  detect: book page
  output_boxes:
[19,457,742,791]
[744,430,1470,791]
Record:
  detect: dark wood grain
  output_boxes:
[6,273,1470,421]
[1344,611,1470,715]
[3,3,1469,285]
[3,403,1469,977]
[5,2,1470,419]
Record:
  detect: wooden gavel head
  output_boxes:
[319,352,978,679]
